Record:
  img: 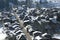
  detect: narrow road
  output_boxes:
[14,12,32,40]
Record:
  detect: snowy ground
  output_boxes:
[0,27,8,40]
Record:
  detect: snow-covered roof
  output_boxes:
[12,25,19,28]
[35,36,42,40]
[16,33,25,40]
[27,8,36,13]
[24,20,30,22]
[33,31,42,35]
[4,22,10,25]
[28,28,33,32]
[42,33,47,37]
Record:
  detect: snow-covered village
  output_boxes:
[0,0,60,40]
